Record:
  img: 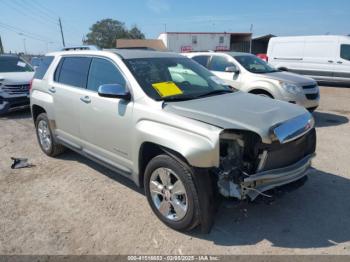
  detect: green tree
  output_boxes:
[85,19,145,48]
[128,26,145,39]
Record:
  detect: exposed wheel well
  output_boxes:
[32,105,46,123]
[138,142,189,187]
[249,89,274,98]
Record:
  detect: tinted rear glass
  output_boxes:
[0,56,34,73]
[208,56,235,72]
[192,56,210,67]
[33,56,54,79]
[56,57,91,88]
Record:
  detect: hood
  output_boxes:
[260,71,316,85]
[164,92,309,143]
[0,72,34,85]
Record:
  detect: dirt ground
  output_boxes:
[0,85,350,255]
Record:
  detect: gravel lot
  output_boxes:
[0,85,350,255]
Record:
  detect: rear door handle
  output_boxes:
[337,61,343,64]
[48,87,56,93]
[80,96,91,104]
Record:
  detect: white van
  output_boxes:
[267,35,350,83]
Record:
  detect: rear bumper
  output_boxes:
[242,154,314,200]
[0,93,30,114]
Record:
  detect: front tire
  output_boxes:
[35,113,65,157]
[144,154,200,231]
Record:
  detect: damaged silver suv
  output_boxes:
[30,50,316,232]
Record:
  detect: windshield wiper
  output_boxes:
[194,89,233,99]
[162,95,196,102]
[255,70,279,74]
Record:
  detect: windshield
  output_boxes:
[0,56,34,73]
[234,55,278,74]
[125,57,233,101]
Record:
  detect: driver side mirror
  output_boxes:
[225,66,240,74]
[98,84,131,100]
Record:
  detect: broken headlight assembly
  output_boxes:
[214,131,261,199]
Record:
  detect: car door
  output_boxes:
[333,44,350,82]
[78,57,134,174]
[51,56,91,147]
[301,41,336,81]
[207,55,242,88]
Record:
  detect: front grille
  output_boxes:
[1,84,30,95]
[262,128,316,171]
[303,84,317,90]
[305,93,319,100]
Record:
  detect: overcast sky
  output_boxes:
[0,0,349,54]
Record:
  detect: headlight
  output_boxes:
[280,82,303,94]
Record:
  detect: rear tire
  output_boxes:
[144,154,200,231]
[35,113,65,157]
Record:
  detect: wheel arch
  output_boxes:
[138,142,191,188]
[248,89,274,98]
[31,104,46,123]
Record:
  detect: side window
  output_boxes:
[87,58,126,92]
[192,56,210,67]
[56,57,91,88]
[208,56,235,72]
[54,58,63,82]
[33,56,54,79]
[340,45,350,61]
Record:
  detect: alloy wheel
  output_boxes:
[37,120,52,152]
[149,167,188,221]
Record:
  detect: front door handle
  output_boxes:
[48,87,56,93]
[328,60,334,63]
[337,61,343,64]
[80,96,91,104]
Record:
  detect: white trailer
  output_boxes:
[158,32,251,53]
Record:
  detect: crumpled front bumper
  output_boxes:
[241,154,315,200]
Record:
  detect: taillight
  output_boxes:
[29,79,33,91]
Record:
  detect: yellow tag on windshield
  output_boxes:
[152,82,183,98]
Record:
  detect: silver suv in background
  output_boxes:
[30,49,316,232]
[183,52,320,111]
[0,55,34,115]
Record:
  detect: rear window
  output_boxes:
[55,57,91,88]
[0,56,34,73]
[33,56,54,79]
[192,56,210,67]
[340,45,350,61]
[208,56,235,72]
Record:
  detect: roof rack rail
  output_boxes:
[183,50,216,53]
[61,45,100,51]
